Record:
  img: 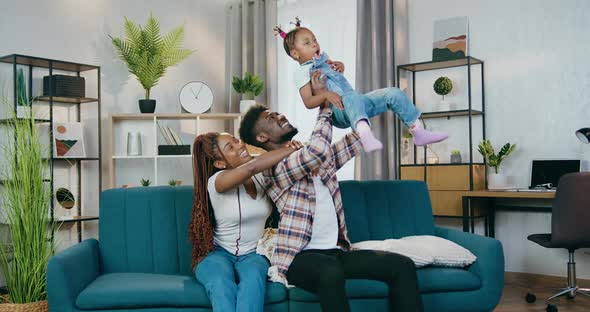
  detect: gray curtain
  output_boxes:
[355,0,409,180]
[226,0,278,113]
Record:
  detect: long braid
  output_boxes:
[189,132,220,269]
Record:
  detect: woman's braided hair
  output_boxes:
[189,132,221,268]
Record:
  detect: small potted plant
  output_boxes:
[433,76,453,111]
[140,178,151,187]
[232,72,264,113]
[450,150,462,164]
[478,140,516,189]
[110,14,194,113]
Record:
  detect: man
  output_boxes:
[238,71,423,312]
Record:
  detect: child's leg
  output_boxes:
[341,92,382,152]
[363,87,448,146]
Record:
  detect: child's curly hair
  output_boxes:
[274,17,305,57]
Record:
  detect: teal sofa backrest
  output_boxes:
[98,181,434,275]
[338,180,435,243]
[99,186,194,276]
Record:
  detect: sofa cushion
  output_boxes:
[417,267,481,293]
[76,273,287,310]
[289,267,481,302]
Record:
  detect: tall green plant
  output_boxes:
[0,100,53,304]
[110,14,194,100]
[477,140,516,174]
[232,72,264,100]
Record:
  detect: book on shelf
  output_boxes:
[156,121,183,145]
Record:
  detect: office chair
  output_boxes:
[528,172,590,301]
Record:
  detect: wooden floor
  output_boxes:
[496,272,590,311]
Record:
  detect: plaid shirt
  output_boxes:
[263,107,363,278]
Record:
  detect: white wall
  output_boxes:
[0,0,232,249]
[409,0,590,278]
[276,0,357,181]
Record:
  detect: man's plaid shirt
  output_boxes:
[263,107,363,278]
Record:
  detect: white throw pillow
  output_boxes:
[351,239,434,267]
[351,235,477,268]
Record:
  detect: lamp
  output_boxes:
[576,128,590,144]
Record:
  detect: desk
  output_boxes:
[462,191,555,238]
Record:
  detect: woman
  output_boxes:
[189,132,301,312]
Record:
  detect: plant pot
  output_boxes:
[439,98,450,111]
[0,295,48,312]
[488,172,508,190]
[240,100,256,113]
[450,154,462,164]
[139,99,156,113]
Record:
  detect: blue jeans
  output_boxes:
[309,52,420,130]
[195,247,269,312]
[332,87,422,130]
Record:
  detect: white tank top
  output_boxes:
[207,171,272,256]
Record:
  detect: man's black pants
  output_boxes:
[286,249,423,312]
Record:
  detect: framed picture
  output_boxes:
[53,122,86,158]
[432,16,469,62]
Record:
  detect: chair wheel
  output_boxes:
[525,292,536,303]
[546,303,558,312]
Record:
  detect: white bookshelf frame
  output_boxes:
[109,113,242,189]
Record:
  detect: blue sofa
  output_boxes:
[47,180,504,312]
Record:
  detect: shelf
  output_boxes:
[401,163,485,167]
[53,215,99,223]
[421,109,483,119]
[111,113,241,121]
[0,118,51,124]
[398,56,483,72]
[112,155,192,159]
[46,157,100,161]
[0,54,99,72]
[35,96,98,104]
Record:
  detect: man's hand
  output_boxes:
[285,140,304,150]
[327,60,345,73]
[310,70,328,95]
[324,91,343,110]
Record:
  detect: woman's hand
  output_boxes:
[327,60,345,73]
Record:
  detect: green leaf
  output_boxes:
[232,72,265,97]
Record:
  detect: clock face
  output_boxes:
[179,81,213,113]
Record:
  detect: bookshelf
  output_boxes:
[109,113,242,188]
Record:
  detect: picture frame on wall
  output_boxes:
[53,122,86,158]
[432,16,469,62]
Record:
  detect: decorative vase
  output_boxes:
[488,172,508,190]
[127,131,142,156]
[240,100,256,113]
[439,96,450,111]
[450,154,462,164]
[139,99,156,113]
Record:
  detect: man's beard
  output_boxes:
[280,128,299,142]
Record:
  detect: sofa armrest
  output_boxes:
[47,238,100,312]
[434,227,504,298]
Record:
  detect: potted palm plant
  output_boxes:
[478,140,516,189]
[0,101,53,311]
[232,72,264,113]
[110,14,194,113]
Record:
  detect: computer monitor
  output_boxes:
[530,160,581,188]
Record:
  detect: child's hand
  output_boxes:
[325,91,344,110]
[327,60,345,73]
